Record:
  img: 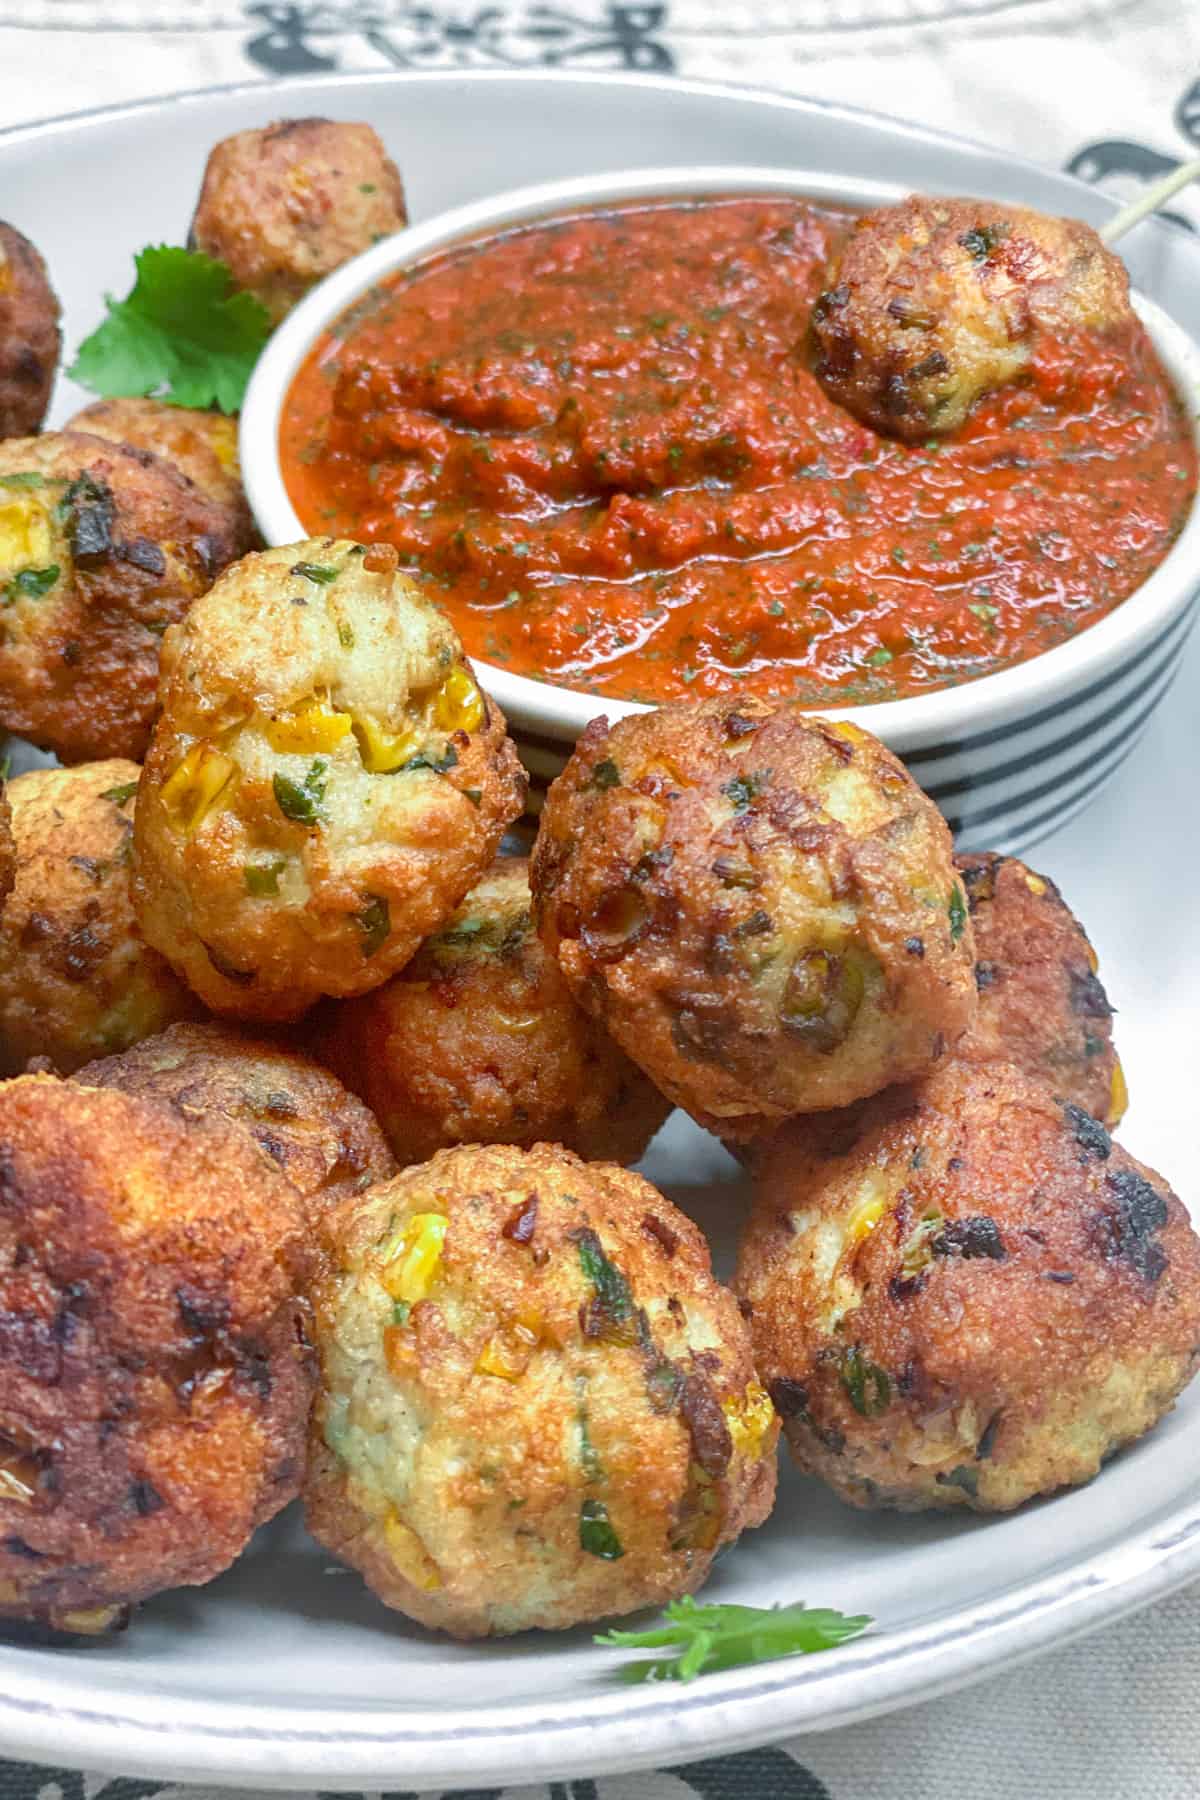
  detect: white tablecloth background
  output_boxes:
[1,1,1198,1794]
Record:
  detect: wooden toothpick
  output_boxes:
[1099,156,1200,244]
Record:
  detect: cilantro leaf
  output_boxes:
[596,1596,871,1683]
[69,246,272,414]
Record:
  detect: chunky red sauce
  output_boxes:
[281,198,1197,706]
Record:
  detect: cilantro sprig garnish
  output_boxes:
[596,1597,871,1683]
[69,246,272,414]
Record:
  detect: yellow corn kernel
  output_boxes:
[475,1320,539,1381]
[264,698,352,755]
[383,1322,418,1378]
[1107,1057,1129,1128]
[207,416,240,474]
[383,1512,442,1591]
[722,1381,777,1462]
[0,496,55,570]
[433,664,485,733]
[353,711,420,773]
[381,1212,448,1304]
[1024,872,1048,898]
[54,1605,125,1637]
[161,741,237,836]
[845,1190,887,1247]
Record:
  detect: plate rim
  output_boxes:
[2,63,1199,1790]
[0,1472,1197,1789]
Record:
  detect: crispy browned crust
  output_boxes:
[0,223,61,440]
[0,780,13,912]
[0,432,243,762]
[190,119,407,325]
[955,852,1124,1125]
[313,857,670,1167]
[0,1075,314,1629]
[78,1020,395,1215]
[736,1058,1200,1513]
[305,1141,777,1637]
[531,699,976,1136]
[0,761,198,1076]
[66,398,257,555]
[812,196,1133,440]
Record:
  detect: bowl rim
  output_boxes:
[243,163,1200,752]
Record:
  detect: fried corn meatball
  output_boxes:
[737,1059,1200,1514]
[190,119,407,325]
[531,700,976,1139]
[0,223,60,440]
[956,852,1125,1126]
[315,857,670,1167]
[132,538,525,1022]
[0,780,13,911]
[306,1142,777,1637]
[812,196,1133,441]
[66,398,255,553]
[78,1020,395,1213]
[0,761,197,1077]
[0,1074,313,1634]
[0,431,242,762]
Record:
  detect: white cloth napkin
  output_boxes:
[1,1,1198,1794]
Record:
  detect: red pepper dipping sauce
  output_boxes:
[281,198,1197,706]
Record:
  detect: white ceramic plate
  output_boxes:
[2,68,1199,1795]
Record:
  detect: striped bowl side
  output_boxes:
[510,597,1198,851]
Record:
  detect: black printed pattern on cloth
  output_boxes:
[243,1,674,73]
[0,1750,835,1800]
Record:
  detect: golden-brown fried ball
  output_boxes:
[737,1058,1200,1514]
[306,1142,777,1637]
[531,700,976,1140]
[0,1074,313,1634]
[132,538,525,1022]
[0,761,197,1077]
[0,431,243,762]
[190,118,407,325]
[812,196,1133,440]
[0,779,13,911]
[0,223,60,440]
[315,857,670,1167]
[77,1020,395,1213]
[956,852,1125,1127]
[66,397,255,553]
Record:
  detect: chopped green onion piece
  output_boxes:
[579,1498,624,1561]
[3,565,59,605]
[291,562,339,584]
[244,856,287,897]
[356,893,391,957]
[948,883,968,943]
[100,780,139,807]
[273,759,328,824]
[840,1346,891,1417]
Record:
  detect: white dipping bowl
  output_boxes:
[242,166,1200,852]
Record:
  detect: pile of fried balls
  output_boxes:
[0,118,1196,1649]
